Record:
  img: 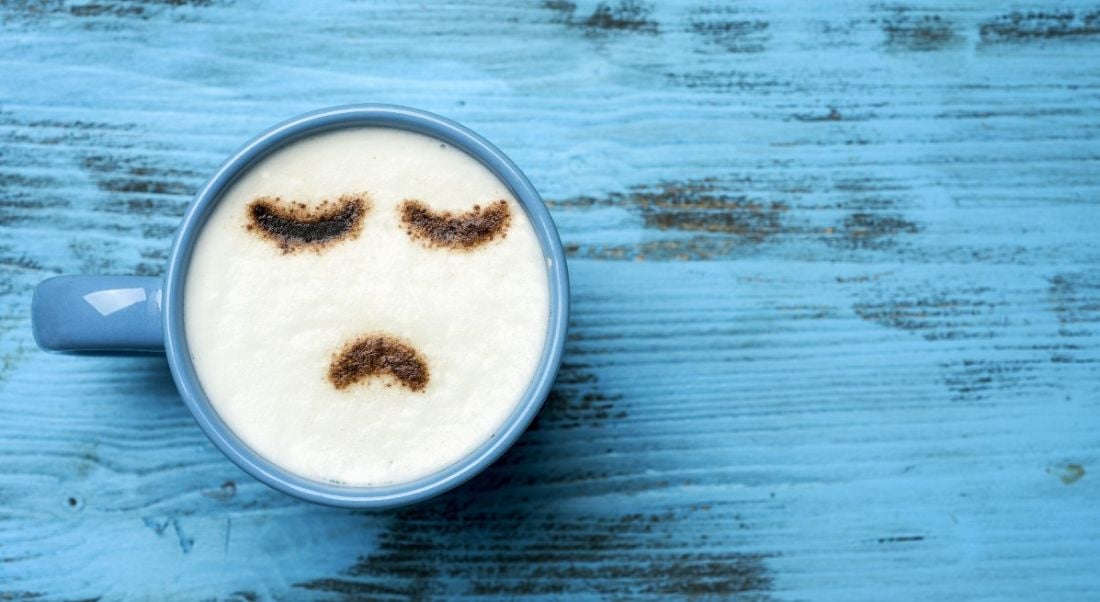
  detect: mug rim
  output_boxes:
[162,105,570,508]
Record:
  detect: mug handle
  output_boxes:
[31,275,164,353]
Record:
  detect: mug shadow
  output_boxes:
[306,351,775,598]
[114,320,774,597]
[391,352,619,516]
[122,354,184,402]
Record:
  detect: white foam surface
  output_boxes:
[184,128,550,486]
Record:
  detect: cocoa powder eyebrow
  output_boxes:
[245,193,370,253]
[399,199,511,250]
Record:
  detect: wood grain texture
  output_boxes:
[1,0,1098,599]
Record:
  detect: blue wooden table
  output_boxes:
[2,1,1098,599]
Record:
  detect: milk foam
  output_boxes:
[184,128,550,486]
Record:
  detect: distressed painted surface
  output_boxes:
[1,0,1099,599]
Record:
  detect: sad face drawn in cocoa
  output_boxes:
[244,195,512,392]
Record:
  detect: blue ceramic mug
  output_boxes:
[30,105,570,508]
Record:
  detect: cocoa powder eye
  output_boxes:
[245,193,370,253]
[399,199,511,250]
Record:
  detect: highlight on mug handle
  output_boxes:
[31,275,165,353]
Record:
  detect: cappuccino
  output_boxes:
[184,128,550,486]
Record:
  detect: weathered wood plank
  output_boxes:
[1,0,1098,599]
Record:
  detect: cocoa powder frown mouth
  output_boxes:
[328,335,429,393]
